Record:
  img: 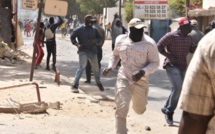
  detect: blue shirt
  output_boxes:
[70,24,102,54]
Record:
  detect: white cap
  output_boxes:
[190,19,198,26]
[128,18,146,29]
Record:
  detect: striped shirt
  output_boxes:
[108,34,159,85]
[157,30,193,70]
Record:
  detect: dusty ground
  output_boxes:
[0,34,179,134]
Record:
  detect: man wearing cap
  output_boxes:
[70,14,104,93]
[103,18,159,134]
[157,17,193,125]
[187,19,204,65]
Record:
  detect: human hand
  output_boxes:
[132,70,145,82]
[166,54,177,64]
[168,56,177,64]
[103,68,112,76]
[77,45,83,50]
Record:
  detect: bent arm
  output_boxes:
[157,33,175,59]
[70,29,79,46]
[142,45,159,76]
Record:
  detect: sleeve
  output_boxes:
[142,44,160,76]
[157,32,172,55]
[108,35,122,68]
[179,31,215,116]
[52,16,64,31]
[70,28,79,46]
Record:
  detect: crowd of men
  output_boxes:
[22,14,215,134]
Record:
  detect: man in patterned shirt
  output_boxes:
[103,18,159,134]
[157,17,193,125]
[178,29,215,134]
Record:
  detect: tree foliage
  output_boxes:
[169,0,202,17]
[76,0,116,15]
[124,1,133,22]
[66,0,83,18]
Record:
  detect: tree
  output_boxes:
[66,0,84,20]
[124,1,133,22]
[169,0,202,17]
[76,0,116,15]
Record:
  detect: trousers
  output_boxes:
[115,78,149,134]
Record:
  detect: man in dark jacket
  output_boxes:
[70,14,105,93]
[85,17,105,83]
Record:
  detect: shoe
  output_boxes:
[46,67,50,71]
[97,83,104,91]
[38,65,43,68]
[71,85,79,93]
[34,65,38,69]
[161,108,167,114]
[165,111,174,125]
[52,66,56,72]
[84,80,91,84]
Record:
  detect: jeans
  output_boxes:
[164,65,186,113]
[73,51,101,86]
[85,48,102,82]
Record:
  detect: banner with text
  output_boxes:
[134,0,169,20]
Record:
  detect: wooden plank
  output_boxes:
[189,9,215,17]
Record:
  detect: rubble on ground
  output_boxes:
[0,41,26,66]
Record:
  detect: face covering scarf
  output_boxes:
[129,27,143,42]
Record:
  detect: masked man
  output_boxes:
[103,18,159,134]
[70,14,104,93]
[157,17,193,125]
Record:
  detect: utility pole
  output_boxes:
[30,0,43,81]
[119,0,121,21]
[186,0,190,17]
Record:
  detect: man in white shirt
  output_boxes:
[103,18,159,134]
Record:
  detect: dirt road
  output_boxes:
[0,34,180,134]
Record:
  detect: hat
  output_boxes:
[190,19,198,26]
[84,14,96,21]
[178,17,190,26]
[128,18,146,29]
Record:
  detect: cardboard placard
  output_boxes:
[22,0,38,10]
[44,0,68,16]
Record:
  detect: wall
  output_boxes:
[0,0,12,47]
[103,7,128,30]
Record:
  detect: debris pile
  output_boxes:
[0,41,25,65]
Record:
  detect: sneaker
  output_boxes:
[161,108,167,114]
[46,67,50,71]
[97,83,104,91]
[71,85,79,93]
[84,80,91,84]
[52,66,56,72]
[165,111,174,125]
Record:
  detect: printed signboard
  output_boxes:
[22,0,38,10]
[134,0,169,20]
[44,0,68,16]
